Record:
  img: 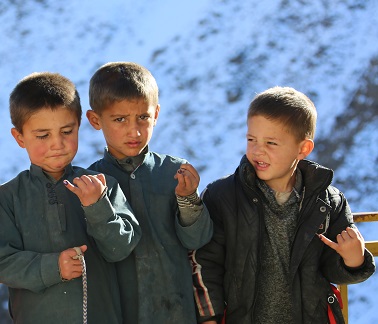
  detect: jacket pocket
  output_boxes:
[224,273,239,313]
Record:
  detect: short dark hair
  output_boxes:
[89,62,159,114]
[9,72,82,132]
[247,86,317,141]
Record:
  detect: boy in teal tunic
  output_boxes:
[86,62,213,323]
[0,72,141,324]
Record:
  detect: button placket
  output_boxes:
[46,183,57,204]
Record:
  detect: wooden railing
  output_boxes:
[338,212,378,324]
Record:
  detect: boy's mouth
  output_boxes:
[257,161,267,165]
[255,161,269,169]
[50,153,67,158]
[126,141,140,147]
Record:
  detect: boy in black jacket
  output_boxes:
[192,86,375,324]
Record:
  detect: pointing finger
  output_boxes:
[63,179,78,193]
[318,234,338,251]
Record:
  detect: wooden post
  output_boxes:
[338,284,348,324]
[337,212,378,324]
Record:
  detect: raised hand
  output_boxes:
[319,227,365,267]
[63,173,107,207]
[174,163,200,197]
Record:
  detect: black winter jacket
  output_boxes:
[192,156,375,324]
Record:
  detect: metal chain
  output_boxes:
[73,247,88,324]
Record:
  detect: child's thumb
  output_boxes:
[80,245,88,253]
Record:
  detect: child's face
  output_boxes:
[246,115,313,192]
[11,106,79,180]
[87,99,160,159]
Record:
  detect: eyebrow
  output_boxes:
[247,133,279,139]
[31,122,77,133]
[109,113,128,117]
[264,136,279,140]
[108,112,150,117]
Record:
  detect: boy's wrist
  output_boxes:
[342,253,367,271]
[176,192,203,226]
[176,191,201,207]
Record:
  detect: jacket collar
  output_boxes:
[296,159,333,196]
[237,155,333,199]
[103,146,152,172]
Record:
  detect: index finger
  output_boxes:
[63,179,79,194]
[318,234,339,251]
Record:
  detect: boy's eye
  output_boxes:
[139,115,150,121]
[267,141,278,145]
[62,129,73,135]
[115,117,126,122]
[36,134,49,140]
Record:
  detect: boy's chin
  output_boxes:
[111,148,145,159]
[124,148,144,157]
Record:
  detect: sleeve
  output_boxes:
[174,189,213,250]
[83,175,141,262]
[176,191,203,226]
[191,187,226,322]
[319,190,376,284]
[0,200,61,293]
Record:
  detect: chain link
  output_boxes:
[73,247,88,324]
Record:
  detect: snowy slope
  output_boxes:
[0,0,377,322]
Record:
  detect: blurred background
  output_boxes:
[0,1,377,322]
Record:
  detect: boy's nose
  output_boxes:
[128,128,141,137]
[252,144,265,156]
[127,122,141,137]
[51,136,65,149]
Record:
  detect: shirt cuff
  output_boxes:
[176,191,201,208]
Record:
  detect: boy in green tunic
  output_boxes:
[86,62,213,323]
[0,72,141,324]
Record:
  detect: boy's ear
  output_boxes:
[11,128,26,148]
[298,139,314,160]
[153,104,160,126]
[86,110,102,130]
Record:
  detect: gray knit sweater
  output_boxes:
[254,170,304,324]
